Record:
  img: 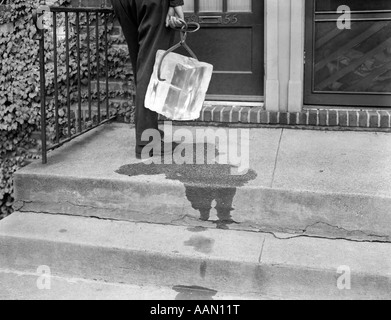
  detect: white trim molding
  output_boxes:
[264,0,305,112]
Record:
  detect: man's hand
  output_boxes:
[166,6,185,28]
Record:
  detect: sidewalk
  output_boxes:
[0,268,263,301]
[13,122,391,241]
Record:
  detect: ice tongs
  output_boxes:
[158,19,201,81]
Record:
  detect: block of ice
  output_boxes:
[145,50,213,121]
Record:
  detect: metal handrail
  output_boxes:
[33,6,116,164]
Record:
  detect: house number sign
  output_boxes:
[186,14,239,25]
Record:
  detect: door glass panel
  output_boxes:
[316,0,391,12]
[183,0,195,13]
[199,0,223,12]
[227,0,252,12]
[314,20,391,93]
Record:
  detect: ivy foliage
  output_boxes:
[0,0,134,219]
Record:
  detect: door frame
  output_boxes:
[304,0,391,107]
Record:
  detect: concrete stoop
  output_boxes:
[3,122,391,299]
[13,122,391,242]
[0,212,390,300]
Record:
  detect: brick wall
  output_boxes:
[172,107,391,131]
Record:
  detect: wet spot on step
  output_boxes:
[116,143,257,229]
[173,285,217,301]
[59,229,67,233]
[200,261,207,278]
[184,235,215,254]
[187,226,207,233]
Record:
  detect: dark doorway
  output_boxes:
[181,0,264,102]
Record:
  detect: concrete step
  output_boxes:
[0,269,262,301]
[13,122,391,242]
[1,212,390,300]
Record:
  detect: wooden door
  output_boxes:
[305,0,391,107]
[181,0,264,101]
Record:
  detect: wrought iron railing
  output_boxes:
[33,6,116,164]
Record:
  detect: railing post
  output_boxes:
[33,9,47,164]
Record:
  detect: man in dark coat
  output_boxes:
[112,0,185,158]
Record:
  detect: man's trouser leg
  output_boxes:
[112,0,173,149]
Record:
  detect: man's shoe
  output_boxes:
[136,141,179,160]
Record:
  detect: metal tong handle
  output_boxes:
[158,19,201,81]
